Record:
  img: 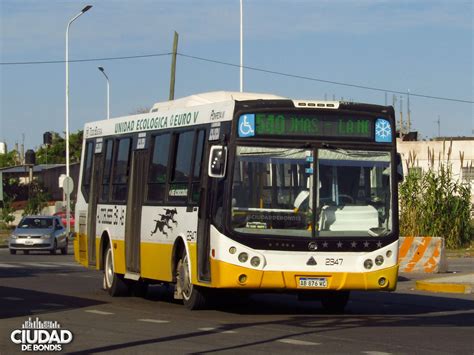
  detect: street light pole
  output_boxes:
[98,67,110,119]
[65,5,92,237]
[240,0,243,92]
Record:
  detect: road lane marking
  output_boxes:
[3,297,24,301]
[362,352,392,355]
[278,339,321,346]
[0,263,21,268]
[85,310,114,315]
[137,319,170,324]
[221,330,237,334]
[53,262,82,267]
[198,327,216,331]
[21,262,57,268]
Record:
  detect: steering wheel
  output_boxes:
[338,194,354,203]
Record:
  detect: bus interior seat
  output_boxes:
[319,205,379,232]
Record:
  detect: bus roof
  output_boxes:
[150,91,287,112]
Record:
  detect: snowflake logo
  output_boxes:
[375,119,392,142]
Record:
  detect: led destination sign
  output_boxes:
[238,113,377,140]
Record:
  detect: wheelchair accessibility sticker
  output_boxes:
[238,114,255,137]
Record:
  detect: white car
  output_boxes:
[9,216,68,255]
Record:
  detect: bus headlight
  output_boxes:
[238,252,248,263]
[386,250,392,258]
[375,255,384,266]
[229,246,237,254]
[250,256,260,267]
[364,259,373,269]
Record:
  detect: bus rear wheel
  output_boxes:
[176,250,206,310]
[321,291,350,313]
[103,244,129,297]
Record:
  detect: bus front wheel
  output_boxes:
[103,244,129,297]
[176,250,206,310]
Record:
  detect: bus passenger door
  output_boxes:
[124,148,148,276]
[196,141,214,282]
[87,153,103,267]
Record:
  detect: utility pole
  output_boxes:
[435,115,441,137]
[399,95,404,134]
[169,31,179,100]
[407,89,411,132]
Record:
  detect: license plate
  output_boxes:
[298,277,328,288]
[24,240,34,245]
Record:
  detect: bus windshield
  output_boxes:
[231,146,392,238]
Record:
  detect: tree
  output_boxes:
[22,181,50,216]
[0,193,16,226]
[35,130,83,164]
[0,150,19,168]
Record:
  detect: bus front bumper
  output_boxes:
[209,259,398,291]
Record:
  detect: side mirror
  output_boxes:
[396,153,404,182]
[208,145,228,178]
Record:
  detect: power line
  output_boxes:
[1,51,472,104]
[177,53,474,104]
[0,52,171,65]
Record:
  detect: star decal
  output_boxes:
[351,241,357,248]
[323,242,329,248]
[337,241,343,248]
[376,241,383,248]
[363,241,370,248]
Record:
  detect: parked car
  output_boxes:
[9,216,68,255]
[53,211,75,229]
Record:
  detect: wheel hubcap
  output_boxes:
[180,254,192,300]
[105,248,114,289]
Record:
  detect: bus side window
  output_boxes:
[147,133,171,202]
[190,130,205,204]
[81,141,94,201]
[111,137,132,202]
[169,131,194,202]
[100,139,114,202]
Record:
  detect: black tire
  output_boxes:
[321,291,350,313]
[103,244,130,297]
[176,250,207,310]
[23,250,29,255]
[50,240,57,255]
[9,249,16,255]
[131,280,148,298]
[60,240,68,255]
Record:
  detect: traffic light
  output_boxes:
[25,149,36,166]
[43,132,52,145]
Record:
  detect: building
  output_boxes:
[0,163,79,201]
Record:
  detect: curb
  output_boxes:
[416,280,473,294]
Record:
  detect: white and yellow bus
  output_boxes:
[74,91,401,311]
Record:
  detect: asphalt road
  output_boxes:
[0,246,473,354]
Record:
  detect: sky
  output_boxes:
[0,0,473,151]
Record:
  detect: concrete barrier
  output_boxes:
[399,236,447,273]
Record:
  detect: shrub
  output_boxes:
[0,193,16,225]
[399,142,472,248]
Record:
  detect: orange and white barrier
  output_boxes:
[398,237,447,273]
